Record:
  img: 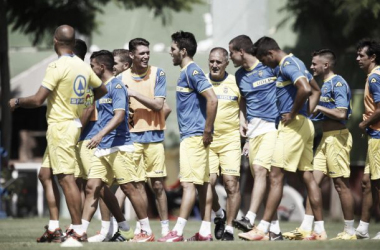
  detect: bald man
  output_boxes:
[9,25,107,243]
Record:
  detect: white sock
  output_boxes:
[81,219,90,233]
[214,208,224,218]
[246,211,257,225]
[199,221,211,237]
[173,217,187,236]
[48,220,59,231]
[225,225,234,234]
[139,217,152,235]
[118,221,130,231]
[100,221,110,236]
[111,217,118,235]
[300,214,314,232]
[314,221,325,234]
[257,220,270,234]
[269,220,281,234]
[344,220,355,235]
[161,220,170,236]
[134,221,141,235]
[72,224,84,235]
[356,220,369,234]
[68,224,73,230]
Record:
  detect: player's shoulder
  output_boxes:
[110,77,126,90]
[332,75,349,87]
[186,62,203,76]
[369,70,380,84]
[155,67,166,77]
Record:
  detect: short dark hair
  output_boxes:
[129,38,150,52]
[312,49,337,67]
[254,36,281,58]
[113,49,132,66]
[73,39,87,60]
[210,47,228,61]
[357,38,380,65]
[229,35,256,56]
[90,50,114,71]
[171,31,197,57]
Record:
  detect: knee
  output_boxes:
[38,169,51,183]
[151,180,164,195]
[269,169,283,186]
[223,178,239,195]
[85,181,101,195]
[253,165,267,179]
[121,183,136,196]
[362,179,371,193]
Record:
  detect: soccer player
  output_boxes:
[118,38,170,237]
[80,50,155,242]
[249,36,324,241]
[9,25,107,241]
[356,38,380,240]
[113,49,132,76]
[158,31,218,242]
[227,35,282,241]
[206,47,241,241]
[284,49,355,240]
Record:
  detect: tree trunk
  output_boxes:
[0,0,11,163]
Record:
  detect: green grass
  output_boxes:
[0,218,379,250]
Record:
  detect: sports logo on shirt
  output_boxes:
[73,75,86,97]
[258,70,263,77]
[160,71,165,76]
[192,70,199,76]
[371,78,377,83]
[284,61,290,66]
[223,87,228,93]
[336,82,343,87]
[115,84,123,89]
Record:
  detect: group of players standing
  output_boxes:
[8,24,380,243]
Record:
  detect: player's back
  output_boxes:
[43,55,100,124]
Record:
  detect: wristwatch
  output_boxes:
[14,98,20,107]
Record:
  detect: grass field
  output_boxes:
[0,218,379,250]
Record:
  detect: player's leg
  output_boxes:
[222,174,240,240]
[356,173,372,239]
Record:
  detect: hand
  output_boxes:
[311,105,321,117]
[127,88,137,98]
[202,131,213,147]
[240,122,248,137]
[242,141,249,157]
[359,121,367,131]
[87,133,103,149]
[281,113,294,126]
[9,98,17,112]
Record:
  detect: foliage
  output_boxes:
[5,0,203,45]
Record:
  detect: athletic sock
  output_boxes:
[111,216,118,235]
[81,219,90,233]
[100,220,110,236]
[48,220,59,231]
[246,211,256,225]
[257,220,270,234]
[139,217,152,235]
[269,220,281,234]
[214,207,224,218]
[173,217,187,236]
[72,224,85,235]
[300,214,314,232]
[118,221,130,231]
[344,220,355,235]
[134,221,141,235]
[161,220,169,236]
[356,220,369,234]
[199,221,211,237]
[225,225,234,234]
[313,221,325,234]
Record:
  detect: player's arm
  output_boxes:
[360,76,380,130]
[282,76,311,125]
[239,96,247,137]
[163,101,172,120]
[9,86,50,111]
[87,109,125,149]
[80,103,95,131]
[200,88,218,146]
[315,106,347,120]
[127,89,164,111]
[308,78,321,115]
[93,84,108,101]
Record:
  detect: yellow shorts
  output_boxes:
[314,129,352,178]
[179,136,210,185]
[364,136,380,180]
[134,142,167,180]
[209,136,241,176]
[46,120,81,175]
[249,131,277,172]
[41,149,50,168]
[271,115,314,172]
[76,140,98,180]
[95,150,138,185]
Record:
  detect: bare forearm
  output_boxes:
[131,93,164,111]
[97,112,124,137]
[318,106,347,120]
[290,89,309,117]
[362,109,380,127]
[205,99,218,132]
[18,96,44,108]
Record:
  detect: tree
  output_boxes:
[0,0,202,162]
